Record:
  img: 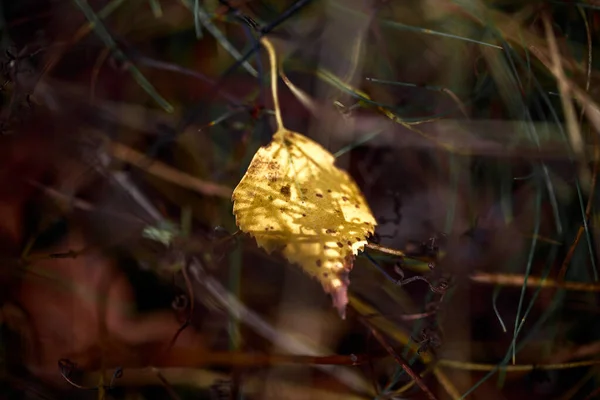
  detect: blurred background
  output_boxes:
[0,0,599,398]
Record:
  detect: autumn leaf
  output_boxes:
[231,38,376,318]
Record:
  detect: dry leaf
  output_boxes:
[232,129,376,317]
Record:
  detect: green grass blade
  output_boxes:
[148,0,163,18]
[71,0,174,112]
[193,0,203,38]
[181,0,258,77]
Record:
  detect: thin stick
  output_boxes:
[108,141,232,198]
[187,259,373,395]
[558,143,599,281]
[165,263,196,353]
[528,44,600,156]
[542,13,585,160]
[438,358,600,372]
[83,367,368,400]
[470,272,600,292]
[159,350,368,367]
[151,368,182,400]
[260,37,285,131]
[366,243,600,292]
[359,315,437,400]
[578,6,592,125]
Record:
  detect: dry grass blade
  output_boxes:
[470,272,600,292]
[188,260,374,395]
[359,315,438,400]
[528,42,600,153]
[542,13,585,159]
[558,143,599,281]
[108,141,233,198]
[83,367,370,399]
[350,295,461,399]
[439,359,600,372]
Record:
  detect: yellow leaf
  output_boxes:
[232,129,376,317]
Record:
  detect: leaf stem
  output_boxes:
[260,37,284,131]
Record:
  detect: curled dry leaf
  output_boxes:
[232,129,376,318]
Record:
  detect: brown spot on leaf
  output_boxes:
[280,185,291,198]
[327,189,332,193]
[347,241,352,246]
[302,213,307,217]
[326,229,336,234]
[316,193,323,198]
[323,273,329,278]
[316,259,322,267]
[337,242,343,248]
[342,196,348,201]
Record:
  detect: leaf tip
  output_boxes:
[329,271,350,319]
[331,285,349,319]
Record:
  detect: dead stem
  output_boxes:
[441,87,469,119]
[108,141,233,198]
[542,13,586,161]
[528,44,600,157]
[578,6,593,124]
[558,141,599,281]
[360,316,438,400]
[83,367,369,400]
[151,367,183,400]
[367,242,600,292]
[158,350,369,368]
[438,358,600,372]
[187,259,373,395]
[470,272,600,292]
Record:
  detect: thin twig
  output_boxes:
[438,358,600,372]
[28,180,145,224]
[366,243,600,292]
[152,368,182,400]
[165,262,196,353]
[187,259,373,395]
[542,13,585,160]
[108,141,233,198]
[83,367,368,400]
[558,143,599,281]
[358,315,437,400]
[470,272,600,292]
[578,6,592,125]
